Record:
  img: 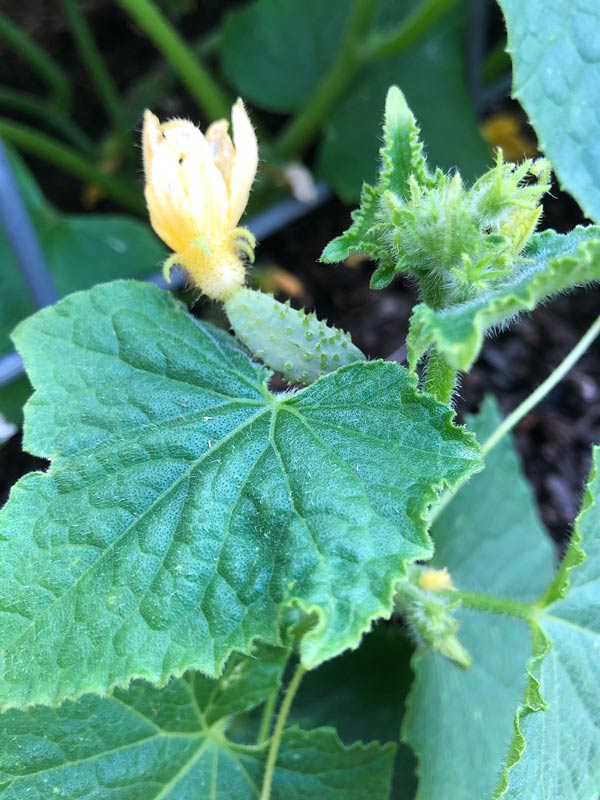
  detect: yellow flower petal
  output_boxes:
[205,119,235,188]
[228,98,259,227]
[142,101,258,300]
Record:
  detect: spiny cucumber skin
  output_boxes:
[224,287,365,384]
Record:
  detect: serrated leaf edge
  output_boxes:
[491,621,550,799]
[320,183,382,263]
[291,360,482,668]
[3,293,482,708]
[493,449,600,797]
[538,447,599,606]
[407,227,600,371]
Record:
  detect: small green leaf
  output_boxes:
[0,281,480,710]
[403,398,555,800]
[320,183,383,263]
[194,643,288,727]
[498,0,600,222]
[407,226,600,371]
[0,666,395,799]
[369,260,397,290]
[379,85,428,199]
[497,449,600,799]
[320,85,429,271]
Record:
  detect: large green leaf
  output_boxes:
[221,0,348,113]
[221,0,487,202]
[318,9,488,201]
[0,280,480,710]
[403,398,555,800]
[0,149,165,424]
[498,449,600,799]
[407,226,600,372]
[499,0,600,222]
[0,650,395,799]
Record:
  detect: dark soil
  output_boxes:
[1,2,598,548]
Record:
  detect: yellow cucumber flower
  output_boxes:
[143,99,258,300]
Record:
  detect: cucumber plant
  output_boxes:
[1,76,600,800]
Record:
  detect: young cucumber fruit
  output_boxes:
[224,287,365,384]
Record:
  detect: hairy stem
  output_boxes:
[423,350,458,404]
[452,589,538,623]
[428,312,600,524]
[365,0,458,60]
[275,0,379,159]
[259,663,306,800]
[116,0,230,121]
[0,12,72,109]
[61,0,127,134]
[0,118,144,215]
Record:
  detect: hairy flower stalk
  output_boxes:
[143,99,258,300]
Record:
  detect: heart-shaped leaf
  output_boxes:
[0,280,480,710]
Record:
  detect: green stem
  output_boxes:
[0,88,95,155]
[0,118,144,215]
[259,663,306,800]
[428,312,600,524]
[0,12,72,109]
[452,589,538,623]
[423,350,458,404]
[257,689,279,745]
[482,38,511,84]
[124,28,221,125]
[276,0,379,160]
[116,0,230,120]
[481,312,600,456]
[365,0,459,60]
[61,0,127,134]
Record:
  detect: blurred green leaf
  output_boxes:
[498,449,600,799]
[0,148,165,424]
[403,398,555,800]
[318,11,489,201]
[221,0,487,202]
[221,0,348,113]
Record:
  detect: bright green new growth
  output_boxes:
[321,86,551,310]
[407,226,600,372]
[224,286,365,385]
[323,86,600,395]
